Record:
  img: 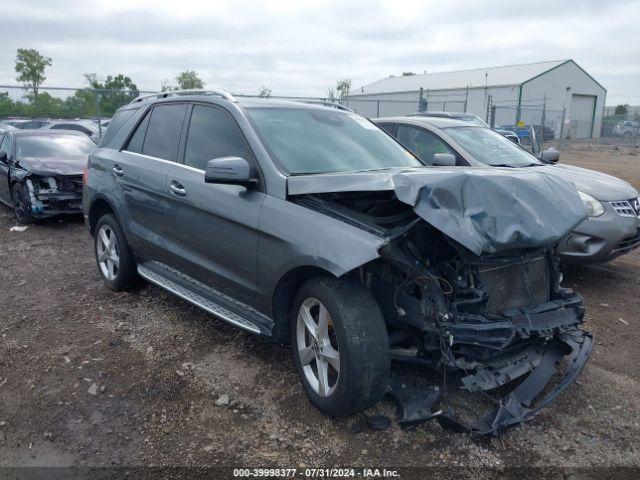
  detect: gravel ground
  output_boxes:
[1,144,639,473]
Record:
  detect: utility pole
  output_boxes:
[464,85,469,112]
[540,92,547,150]
[559,107,566,150]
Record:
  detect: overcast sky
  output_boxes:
[1,0,639,104]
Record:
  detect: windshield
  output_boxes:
[247,107,420,174]
[444,126,542,167]
[16,135,95,159]
[452,114,489,127]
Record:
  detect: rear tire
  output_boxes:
[12,183,33,224]
[94,214,137,290]
[291,277,390,417]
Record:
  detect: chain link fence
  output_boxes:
[2,84,638,151]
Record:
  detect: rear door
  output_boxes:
[162,103,265,307]
[115,103,188,261]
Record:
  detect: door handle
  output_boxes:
[112,165,124,177]
[170,181,187,197]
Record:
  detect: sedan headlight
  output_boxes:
[578,191,605,217]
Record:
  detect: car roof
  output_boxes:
[117,91,352,114]
[6,129,87,137]
[373,116,477,129]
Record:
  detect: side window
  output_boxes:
[184,105,252,170]
[125,110,151,154]
[396,125,456,165]
[378,123,396,135]
[141,104,188,161]
[0,134,12,160]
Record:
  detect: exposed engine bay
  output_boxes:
[293,189,593,436]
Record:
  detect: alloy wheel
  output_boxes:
[296,297,341,397]
[96,224,120,281]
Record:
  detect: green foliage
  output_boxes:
[15,48,52,97]
[175,70,205,90]
[258,86,271,98]
[327,79,351,103]
[614,104,629,115]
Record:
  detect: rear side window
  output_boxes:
[141,104,187,161]
[101,108,137,146]
[184,105,251,170]
[126,111,151,153]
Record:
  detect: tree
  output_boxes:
[614,104,629,116]
[335,79,351,101]
[258,86,271,98]
[160,79,174,92]
[175,70,205,90]
[326,87,337,102]
[15,48,52,100]
[63,73,139,118]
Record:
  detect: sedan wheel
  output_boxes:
[296,297,341,397]
[96,224,120,281]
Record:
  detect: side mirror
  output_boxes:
[0,151,7,163]
[204,157,258,188]
[540,148,560,163]
[432,153,456,167]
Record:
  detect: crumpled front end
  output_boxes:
[20,174,84,217]
[373,227,593,436]
[292,178,592,435]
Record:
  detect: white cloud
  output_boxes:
[0,0,638,103]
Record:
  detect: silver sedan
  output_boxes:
[374,116,640,264]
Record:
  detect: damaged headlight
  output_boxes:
[578,191,604,217]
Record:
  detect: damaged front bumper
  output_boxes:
[24,176,83,217]
[390,296,593,436]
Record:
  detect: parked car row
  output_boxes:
[1,92,638,436]
[0,117,107,143]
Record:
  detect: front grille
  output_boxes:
[610,200,638,218]
[478,257,549,315]
[56,175,83,194]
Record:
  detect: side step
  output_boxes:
[138,265,262,334]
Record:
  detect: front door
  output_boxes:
[162,104,265,308]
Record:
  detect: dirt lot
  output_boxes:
[1,144,639,473]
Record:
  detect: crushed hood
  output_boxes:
[16,156,87,176]
[288,166,587,255]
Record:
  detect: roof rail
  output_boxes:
[129,89,236,104]
[294,100,354,113]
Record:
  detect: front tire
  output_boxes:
[94,214,137,290]
[12,183,33,224]
[291,277,390,417]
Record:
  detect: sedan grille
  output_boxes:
[478,257,549,315]
[610,200,638,218]
[56,175,84,194]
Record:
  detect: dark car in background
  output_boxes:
[0,130,95,223]
[83,90,592,435]
[375,116,640,264]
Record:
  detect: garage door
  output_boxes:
[569,94,596,138]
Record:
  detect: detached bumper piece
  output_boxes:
[389,331,593,436]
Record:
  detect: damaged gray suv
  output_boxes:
[84,91,593,435]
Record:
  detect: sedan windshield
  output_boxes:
[444,126,542,167]
[247,107,420,174]
[16,135,95,159]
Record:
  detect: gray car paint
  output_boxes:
[85,96,584,325]
[288,166,586,255]
[375,116,640,263]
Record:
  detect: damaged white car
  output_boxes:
[0,130,95,223]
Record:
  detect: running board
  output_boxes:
[137,265,262,334]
